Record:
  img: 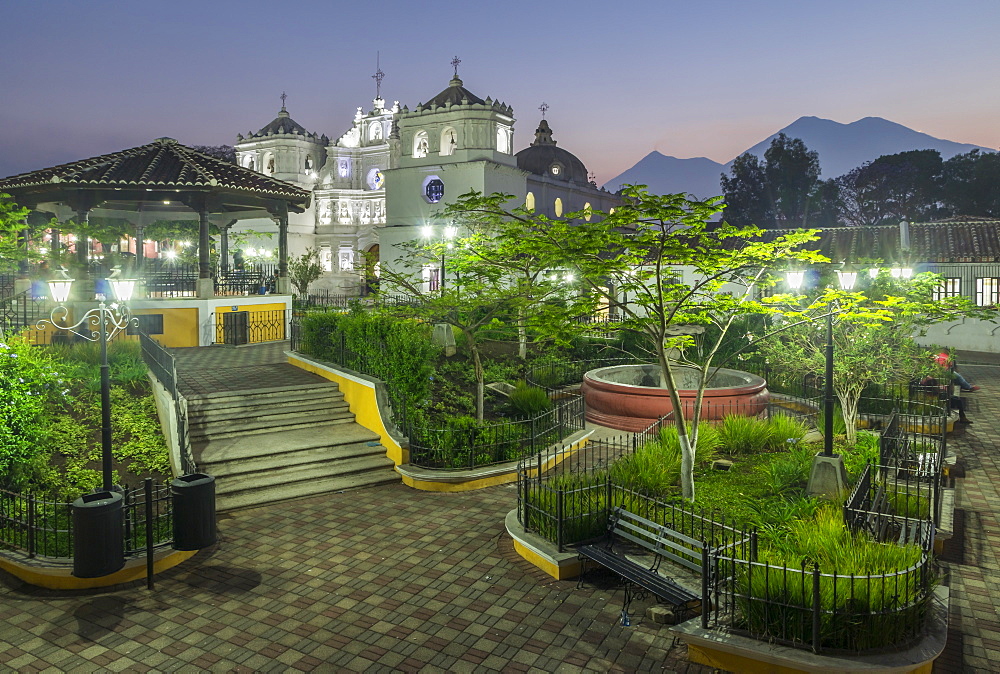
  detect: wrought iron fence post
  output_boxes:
[27,494,35,559]
[144,478,154,590]
[556,488,564,553]
[701,544,710,629]
[530,415,536,457]
[812,562,822,654]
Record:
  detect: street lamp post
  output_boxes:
[39,267,136,491]
[786,267,857,496]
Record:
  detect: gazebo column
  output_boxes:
[50,227,61,267]
[219,219,236,274]
[197,207,214,299]
[276,212,290,295]
[134,224,145,274]
[75,208,91,279]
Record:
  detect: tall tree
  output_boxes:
[514,186,826,501]
[0,194,31,273]
[836,150,943,226]
[722,134,821,228]
[940,149,1000,217]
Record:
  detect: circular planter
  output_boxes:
[582,364,768,432]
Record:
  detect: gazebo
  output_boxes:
[0,137,311,298]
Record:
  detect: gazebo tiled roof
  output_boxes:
[0,137,310,204]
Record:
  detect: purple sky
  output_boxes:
[3,0,999,186]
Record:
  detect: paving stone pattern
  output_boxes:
[0,342,997,671]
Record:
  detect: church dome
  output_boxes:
[243,104,322,141]
[416,77,485,111]
[515,120,589,184]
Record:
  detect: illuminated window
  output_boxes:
[440,127,457,156]
[338,247,354,271]
[932,278,961,301]
[976,277,999,306]
[584,202,592,221]
[422,265,441,292]
[554,198,563,217]
[525,192,535,212]
[413,131,429,158]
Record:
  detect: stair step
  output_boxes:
[202,442,388,478]
[186,383,341,407]
[213,454,393,493]
[216,469,398,512]
[194,423,380,463]
[189,399,350,425]
[189,412,356,441]
[187,389,343,411]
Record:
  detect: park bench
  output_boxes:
[576,507,702,625]
[860,484,924,546]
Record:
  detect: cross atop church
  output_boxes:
[539,102,549,119]
[372,52,385,99]
[451,55,462,78]
[280,91,287,109]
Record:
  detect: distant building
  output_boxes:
[232,68,618,294]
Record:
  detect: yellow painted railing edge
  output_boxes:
[504,509,581,581]
[287,352,406,465]
[0,549,198,590]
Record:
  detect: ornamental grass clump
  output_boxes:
[739,505,929,651]
[610,424,719,495]
[764,413,809,450]
[719,414,772,455]
[508,381,552,418]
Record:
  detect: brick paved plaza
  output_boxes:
[0,348,998,672]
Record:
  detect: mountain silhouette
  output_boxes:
[604,116,993,197]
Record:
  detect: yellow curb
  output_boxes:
[0,549,198,590]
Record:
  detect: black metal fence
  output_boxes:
[139,332,195,474]
[0,482,174,560]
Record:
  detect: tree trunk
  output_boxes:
[471,341,485,422]
[657,351,695,501]
[517,308,527,360]
[838,391,861,446]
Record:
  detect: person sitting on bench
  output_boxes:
[934,347,979,392]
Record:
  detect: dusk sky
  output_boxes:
[3,0,999,185]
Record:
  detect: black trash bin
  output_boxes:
[72,490,125,578]
[172,473,217,551]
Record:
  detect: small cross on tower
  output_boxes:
[451,55,462,78]
[539,102,549,119]
[372,52,385,99]
[280,91,288,109]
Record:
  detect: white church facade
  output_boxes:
[231,66,619,295]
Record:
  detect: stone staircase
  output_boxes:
[188,381,398,511]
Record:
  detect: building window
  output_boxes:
[554,198,563,217]
[525,192,535,212]
[933,278,961,301]
[127,313,164,335]
[440,128,457,156]
[264,153,275,175]
[305,155,314,171]
[369,122,383,141]
[584,202,592,221]
[413,131,429,158]
[319,245,333,272]
[424,178,445,203]
[976,277,999,306]
[496,126,510,153]
[367,168,385,190]
[338,247,354,271]
[423,265,441,292]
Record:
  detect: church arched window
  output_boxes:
[525,192,535,212]
[440,127,457,156]
[263,153,275,175]
[242,154,256,170]
[496,127,510,153]
[305,155,314,171]
[554,198,563,217]
[369,122,383,141]
[413,131,429,158]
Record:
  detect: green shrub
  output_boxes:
[719,414,772,454]
[765,413,809,450]
[508,382,552,418]
[844,430,881,479]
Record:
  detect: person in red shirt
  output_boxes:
[935,348,979,392]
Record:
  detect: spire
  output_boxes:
[279,91,289,118]
[539,102,549,119]
[449,55,463,87]
[372,52,385,100]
